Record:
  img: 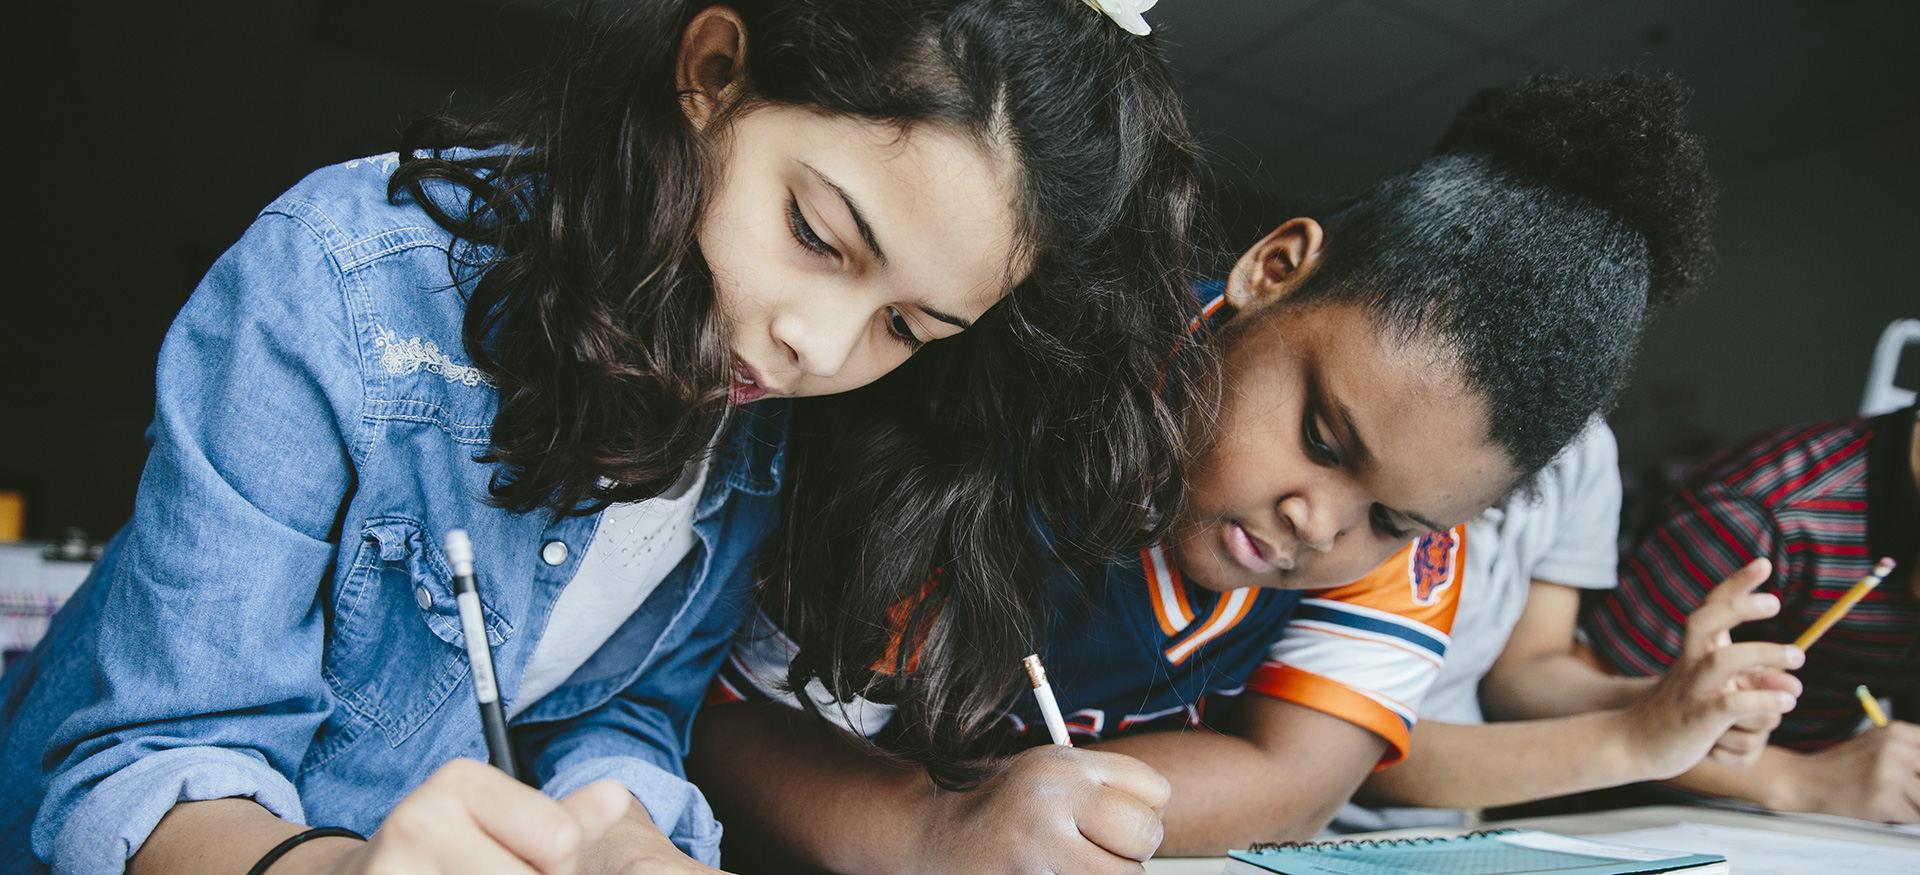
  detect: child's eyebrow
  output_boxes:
[802,163,889,267]
[1393,506,1445,535]
[920,307,973,330]
[1327,395,1372,470]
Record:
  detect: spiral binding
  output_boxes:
[1246,828,1519,853]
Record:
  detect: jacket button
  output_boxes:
[414,585,432,610]
[541,540,569,566]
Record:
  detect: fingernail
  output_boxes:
[1778,691,1797,710]
[1751,593,1779,612]
[1785,645,1805,668]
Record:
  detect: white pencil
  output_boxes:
[1023,654,1072,747]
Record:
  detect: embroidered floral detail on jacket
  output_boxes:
[374,327,497,388]
[342,153,401,174]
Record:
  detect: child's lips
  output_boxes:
[728,356,769,404]
[1224,521,1289,574]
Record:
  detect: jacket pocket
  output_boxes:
[322,516,504,748]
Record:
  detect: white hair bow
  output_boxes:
[1081,0,1158,36]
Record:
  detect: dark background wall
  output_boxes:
[2,0,1916,541]
[3,0,557,540]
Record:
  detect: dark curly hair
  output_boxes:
[759,1,1201,789]
[1284,70,1715,481]
[388,0,1197,517]
[388,1,1199,787]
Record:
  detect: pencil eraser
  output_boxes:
[1023,654,1048,688]
[1873,556,1897,575]
[444,529,473,568]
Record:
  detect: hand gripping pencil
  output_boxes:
[444,529,521,781]
[1023,654,1072,747]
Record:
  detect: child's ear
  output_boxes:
[677,6,750,131]
[1225,218,1326,313]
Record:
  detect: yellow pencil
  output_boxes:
[1856,685,1891,728]
[1793,557,1897,651]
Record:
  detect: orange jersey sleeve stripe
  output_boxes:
[1246,663,1412,767]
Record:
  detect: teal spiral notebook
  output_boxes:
[1223,829,1727,875]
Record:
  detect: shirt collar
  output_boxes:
[709,398,790,503]
[1866,405,1919,568]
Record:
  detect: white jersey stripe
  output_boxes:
[1285,619,1446,669]
[1147,545,1192,633]
[1165,587,1251,663]
[1269,628,1445,713]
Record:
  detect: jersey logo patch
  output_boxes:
[1407,530,1458,606]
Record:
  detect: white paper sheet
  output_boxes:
[1495,831,1690,862]
[1587,821,1920,875]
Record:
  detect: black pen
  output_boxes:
[444,529,520,781]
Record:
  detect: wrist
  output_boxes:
[1603,676,1660,711]
[902,779,963,875]
[260,835,364,875]
[1752,748,1815,812]
[805,765,942,875]
[582,802,695,875]
[1600,708,1669,783]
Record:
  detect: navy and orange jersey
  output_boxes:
[708,527,1465,765]
[1248,528,1464,763]
[994,542,1306,742]
[708,542,1302,741]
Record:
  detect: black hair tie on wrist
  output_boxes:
[246,826,366,875]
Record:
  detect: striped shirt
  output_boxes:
[1583,408,1920,748]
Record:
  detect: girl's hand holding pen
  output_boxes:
[913,745,1169,875]
[313,761,631,875]
[1621,559,1804,777]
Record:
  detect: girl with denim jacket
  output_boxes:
[0,2,1199,873]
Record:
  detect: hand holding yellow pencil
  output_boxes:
[1792,557,1897,651]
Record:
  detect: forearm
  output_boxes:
[1092,697,1384,856]
[1358,714,1657,810]
[688,702,931,874]
[1094,732,1353,854]
[1481,653,1656,720]
[1663,745,1807,812]
[129,798,362,875]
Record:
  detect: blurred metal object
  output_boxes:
[1860,319,1920,416]
[43,528,101,563]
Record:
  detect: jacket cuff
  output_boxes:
[542,756,722,866]
[46,747,305,875]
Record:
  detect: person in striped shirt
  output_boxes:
[1583,405,1920,822]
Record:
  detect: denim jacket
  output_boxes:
[0,153,786,873]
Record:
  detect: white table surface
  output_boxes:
[1141,805,1920,874]
[0,542,91,598]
